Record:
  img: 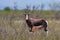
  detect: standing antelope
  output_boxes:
[25,14,48,35]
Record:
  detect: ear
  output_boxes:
[23,14,26,16]
[28,14,30,16]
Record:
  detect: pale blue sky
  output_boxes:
[0,0,60,10]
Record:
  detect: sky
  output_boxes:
[0,0,60,10]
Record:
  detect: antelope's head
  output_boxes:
[24,14,30,20]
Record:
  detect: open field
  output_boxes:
[0,11,60,40]
[0,18,60,40]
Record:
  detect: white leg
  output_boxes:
[46,31,48,36]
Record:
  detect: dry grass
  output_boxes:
[0,18,60,40]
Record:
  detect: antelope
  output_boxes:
[24,14,48,35]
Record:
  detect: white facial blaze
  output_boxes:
[26,15,28,20]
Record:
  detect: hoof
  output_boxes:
[29,30,34,32]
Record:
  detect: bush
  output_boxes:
[4,7,11,11]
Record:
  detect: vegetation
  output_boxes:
[0,10,60,40]
[4,7,11,11]
[0,2,60,40]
